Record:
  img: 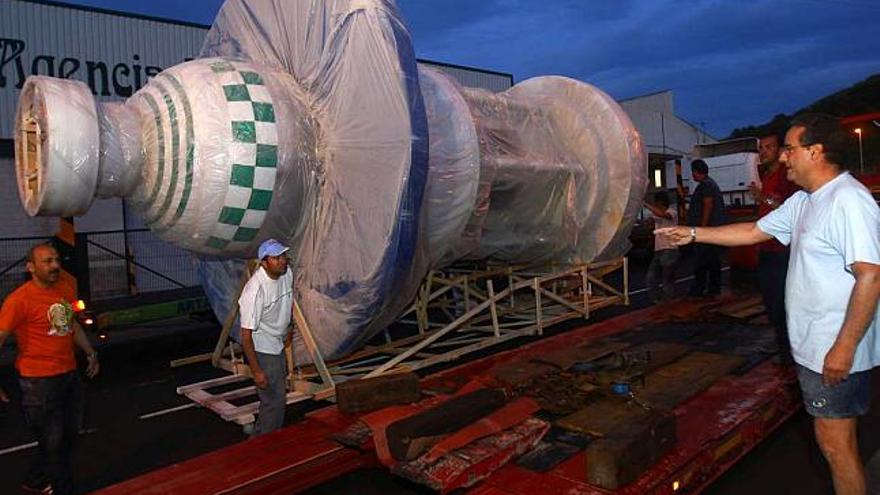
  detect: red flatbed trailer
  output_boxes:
[93,299,800,495]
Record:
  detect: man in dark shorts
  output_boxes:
[656,114,880,495]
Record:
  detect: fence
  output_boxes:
[0,229,201,302]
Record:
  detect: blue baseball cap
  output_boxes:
[257,238,289,259]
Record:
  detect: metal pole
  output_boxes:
[858,131,865,174]
[122,199,135,295]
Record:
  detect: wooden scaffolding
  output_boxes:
[176,257,629,425]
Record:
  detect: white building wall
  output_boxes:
[619,91,714,159]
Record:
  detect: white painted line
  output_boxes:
[134,378,170,388]
[0,441,37,456]
[139,402,198,420]
[0,428,97,457]
[630,275,695,296]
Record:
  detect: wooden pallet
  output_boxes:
[176,374,314,425]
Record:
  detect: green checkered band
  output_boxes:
[205,60,279,251]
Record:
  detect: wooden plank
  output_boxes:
[584,342,691,386]
[533,340,630,370]
[385,388,508,461]
[176,374,250,394]
[210,260,258,367]
[170,352,213,368]
[637,351,745,410]
[715,296,763,317]
[556,396,654,437]
[292,298,335,391]
[725,304,766,320]
[218,390,313,423]
[490,361,558,388]
[530,373,602,416]
[585,410,677,490]
[491,341,629,388]
[336,372,421,415]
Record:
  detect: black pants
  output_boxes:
[757,250,791,354]
[690,244,724,296]
[19,371,83,495]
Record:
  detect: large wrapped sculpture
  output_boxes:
[13,0,646,362]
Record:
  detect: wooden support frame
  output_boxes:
[176,260,336,425]
[177,258,628,423]
[356,257,628,379]
[19,115,42,208]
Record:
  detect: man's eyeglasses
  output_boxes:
[781,143,813,154]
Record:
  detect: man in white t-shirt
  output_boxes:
[644,191,679,302]
[239,238,294,436]
[655,114,880,495]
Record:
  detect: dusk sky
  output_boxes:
[62,0,879,138]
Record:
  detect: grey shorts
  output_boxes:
[796,365,871,418]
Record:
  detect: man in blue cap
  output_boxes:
[239,238,294,436]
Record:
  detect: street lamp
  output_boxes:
[854,128,864,174]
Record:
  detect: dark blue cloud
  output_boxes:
[63,0,880,136]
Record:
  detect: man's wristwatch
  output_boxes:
[690,227,697,243]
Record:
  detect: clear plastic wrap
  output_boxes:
[95,102,143,199]
[456,76,646,264]
[12,0,646,363]
[202,0,429,361]
[15,76,99,217]
[418,65,481,267]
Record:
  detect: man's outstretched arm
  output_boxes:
[655,222,773,247]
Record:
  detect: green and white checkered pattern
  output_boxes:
[205,60,279,251]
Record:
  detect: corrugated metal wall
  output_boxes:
[420,61,512,93]
[0,0,207,140]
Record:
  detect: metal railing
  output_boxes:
[0,229,200,302]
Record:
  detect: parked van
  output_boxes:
[666,138,762,208]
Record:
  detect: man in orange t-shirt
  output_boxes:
[0,243,99,495]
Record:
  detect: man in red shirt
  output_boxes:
[0,243,100,495]
[749,133,799,357]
